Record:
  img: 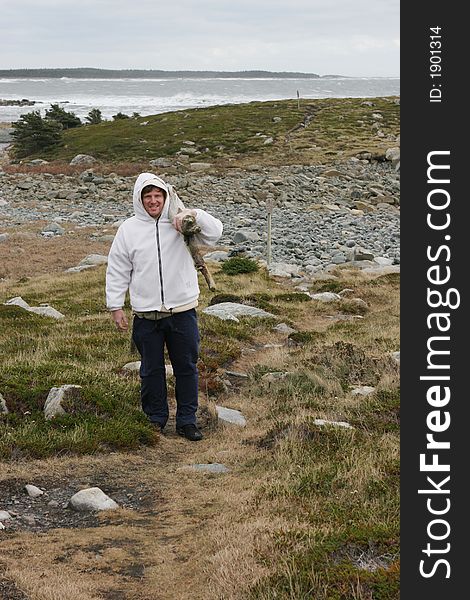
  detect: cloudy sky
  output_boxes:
[0,0,399,77]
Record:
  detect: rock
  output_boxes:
[353,247,375,261]
[391,351,400,365]
[273,323,297,335]
[263,137,274,145]
[233,230,259,243]
[314,419,353,429]
[272,117,282,123]
[4,297,65,319]
[268,262,302,278]
[189,162,212,171]
[385,147,400,162]
[202,302,275,322]
[149,158,172,168]
[28,159,49,165]
[4,296,30,310]
[29,305,65,319]
[17,182,34,191]
[322,169,343,178]
[122,361,173,376]
[310,292,341,302]
[41,222,65,236]
[22,515,36,526]
[0,392,8,414]
[43,384,82,420]
[78,254,108,267]
[261,372,289,383]
[70,154,97,166]
[373,257,394,266]
[351,386,376,396]
[0,510,12,521]
[216,405,247,427]
[224,370,249,379]
[69,487,119,511]
[0,523,5,530]
[204,250,229,262]
[25,484,43,498]
[122,361,141,372]
[184,463,229,474]
[0,199,9,207]
[0,233,9,242]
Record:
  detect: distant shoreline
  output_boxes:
[0,68,340,79]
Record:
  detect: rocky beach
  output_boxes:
[0,154,399,278]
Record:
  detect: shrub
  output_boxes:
[221,257,259,275]
[45,103,82,129]
[113,112,130,120]
[85,108,103,125]
[11,111,63,158]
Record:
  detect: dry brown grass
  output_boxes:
[1,233,399,599]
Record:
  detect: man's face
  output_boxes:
[142,187,166,218]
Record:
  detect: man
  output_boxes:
[106,172,223,441]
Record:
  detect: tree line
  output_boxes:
[11,106,139,158]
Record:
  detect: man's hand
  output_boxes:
[173,209,197,233]
[111,309,128,332]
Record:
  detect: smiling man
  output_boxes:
[106,172,223,441]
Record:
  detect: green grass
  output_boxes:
[19,97,399,167]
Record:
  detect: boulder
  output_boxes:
[78,254,108,267]
[149,158,172,168]
[203,250,229,262]
[0,233,9,243]
[0,511,12,522]
[183,463,229,474]
[351,386,376,396]
[310,292,341,302]
[268,262,302,278]
[69,487,118,511]
[43,384,82,420]
[70,154,97,166]
[233,230,259,244]
[215,405,247,427]
[25,484,44,498]
[4,297,65,320]
[202,302,275,322]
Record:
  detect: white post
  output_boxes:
[267,196,273,267]
[297,89,300,110]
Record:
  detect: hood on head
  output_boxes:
[133,172,169,221]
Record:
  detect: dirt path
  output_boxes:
[0,344,282,600]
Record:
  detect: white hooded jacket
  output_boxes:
[106,173,223,312]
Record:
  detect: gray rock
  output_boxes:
[314,419,353,429]
[261,372,289,383]
[28,305,65,319]
[25,484,43,498]
[203,302,275,322]
[351,386,376,396]
[78,254,108,267]
[0,392,8,414]
[41,222,65,236]
[149,158,172,168]
[17,182,34,191]
[0,233,9,242]
[43,384,82,420]
[0,510,12,521]
[268,262,302,278]
[204,250,229,262]
[216,405,247,427]
[189,162,212,171]
[233,230,259,243]
[385,147,400,162]
[70,154,97,166]
[69,487,119,511]
[186,463,229,474]
[391,351,400,365]
[310,292,341,302]
[4,297,65,319]
[273,323,297,335]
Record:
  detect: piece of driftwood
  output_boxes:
[180,214,216,291]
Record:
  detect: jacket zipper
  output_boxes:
[155,219,165,306]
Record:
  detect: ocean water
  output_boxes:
[0,77,399,124]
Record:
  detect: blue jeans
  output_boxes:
[132,309,200,428]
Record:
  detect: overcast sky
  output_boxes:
[0,0,399,77]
